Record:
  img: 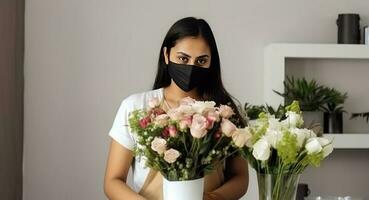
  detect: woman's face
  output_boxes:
[164,36,211,68]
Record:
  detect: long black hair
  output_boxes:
[153,17,246,127]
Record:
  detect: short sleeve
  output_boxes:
[108,98,135,150]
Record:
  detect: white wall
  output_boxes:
[24,0,369,199]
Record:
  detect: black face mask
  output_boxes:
[167,61,209,92]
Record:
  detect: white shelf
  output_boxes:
[264,43,369,109]
[323,133,369,149]
[265,43,369,59]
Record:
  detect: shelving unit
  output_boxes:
[263,43,369,150]
[324,134,369,149]
[245,43,369,200]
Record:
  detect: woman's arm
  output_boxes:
[205,156,249,200]
[104,139,146,200]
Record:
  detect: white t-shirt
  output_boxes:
[108,87,164,192]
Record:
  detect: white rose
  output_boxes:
[179,96,196,106]
[167,105,194,121]
[318,138,333,158]
[232,127,252,147]
[268,116,282,131]
[151,137,167,154]
[305,138,322,154]
[322,143,333,158]
[317,137,330,146]
[164,148,180,163]
[177,104,195,116]
[289,128,315,148]
[265,128,283,148]
[148,97,160,108]
[192,101,216,115]
[282,111,304,128]
[252,137,271,161]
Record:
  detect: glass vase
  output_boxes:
[257,173,301,200]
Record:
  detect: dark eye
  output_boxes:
[197,58,208,65]
[178,56,189,63]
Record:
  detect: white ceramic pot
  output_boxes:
[163,177,204,200]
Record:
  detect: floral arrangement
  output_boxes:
[128,97,251,181]
[240,100,333,173]
[238,100,334,200]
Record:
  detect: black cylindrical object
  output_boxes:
[336,13,361,44]
[324,112,343,133]
[296,183,310,200]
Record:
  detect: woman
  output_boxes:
[104,17,249,200]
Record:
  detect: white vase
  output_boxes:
[163,177,204,200]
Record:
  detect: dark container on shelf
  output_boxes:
[296,183,310,200]
[324,112,343,133]
[336,13,361,44]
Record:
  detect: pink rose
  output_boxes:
[214,130,222,139]
[168,125,177,137]
[162,127,170,138]
[232,127,252,147]
[180,96,196,106]
[167,108,183,121]
[148,97,160,108]
[207,109,220,122]
[221,118,237,137]
[205,109,220,129]
[206,117,215,129]
[151,137,167,154]
[152,107,166,116]
[179,116,192,130]
[218,105,235,119]
[190,114,208,138]
[164,148,180,163]
[139,116,151,128]
[154,114,169,127]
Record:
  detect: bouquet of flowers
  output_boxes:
[239,100,333,200]
[128,97,251,200]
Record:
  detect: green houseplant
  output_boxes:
[244,102,286,120]
[350,112,369,123]
[321,88,348,133]
[273,76,330,111]
[273,76,330,130]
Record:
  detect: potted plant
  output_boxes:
[350,112,369,123]
[273,76,330,130]
[321,88,348,133]
[244,103,285,120]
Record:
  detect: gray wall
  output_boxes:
[0,0,24,199]
[24,0,369,199]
